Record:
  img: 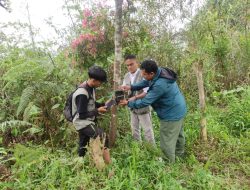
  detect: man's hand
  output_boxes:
[119,99,128,106]
[105,99,116,109]
[105,99,112,106]
[120,85,131,91]
[98,106,107,113]
[128,96,136,102]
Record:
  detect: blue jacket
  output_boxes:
[128,68,187,121]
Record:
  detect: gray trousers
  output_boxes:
[130,111,155,145]
[160,118,185,163]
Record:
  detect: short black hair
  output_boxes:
[88,66,107,82]
[140,60,158,74]
[124,54,136,61]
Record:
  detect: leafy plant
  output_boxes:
[221,87,250,136]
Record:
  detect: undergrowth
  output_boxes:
[0,88,249,189]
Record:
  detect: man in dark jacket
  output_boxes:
[72,66,111,163]
[120,60,187,163]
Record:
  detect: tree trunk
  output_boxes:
[193,61,207,142]
[26,3,36,50]
[109,0,123,147]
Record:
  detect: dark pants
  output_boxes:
[78,124,108,157]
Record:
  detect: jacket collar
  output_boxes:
[152,68,161,82]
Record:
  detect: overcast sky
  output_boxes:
[0,0,205,49]
[0,0,71,44]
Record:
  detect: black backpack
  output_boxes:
[160,67,178,80]
[63,83,88,122]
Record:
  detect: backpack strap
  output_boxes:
[72,87,90,119]
[72,82,93,120]
[78,81,95,100]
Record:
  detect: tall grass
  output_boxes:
[1,87,249,190]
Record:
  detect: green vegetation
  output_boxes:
[1,91,249,189]
[0,0,249,189]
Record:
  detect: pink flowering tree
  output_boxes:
[68,1,154,69]
[69,3,115,69]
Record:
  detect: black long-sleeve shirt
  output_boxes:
[75,86,104,119]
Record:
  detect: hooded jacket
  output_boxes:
[128,68,187,121]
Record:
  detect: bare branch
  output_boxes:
[0,0,11,12]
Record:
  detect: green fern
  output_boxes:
[0,120,34,132]
[17,86,35,117]
[23,127,43,135]
[23,102,34,121]
[3,60,47,83]
[3,81,13,91]
[38,81,61,94]
[13,144,45,167]
[23,102,41,121]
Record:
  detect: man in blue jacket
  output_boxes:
[120,60,187,163]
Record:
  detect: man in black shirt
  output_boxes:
[72,66,110,163]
